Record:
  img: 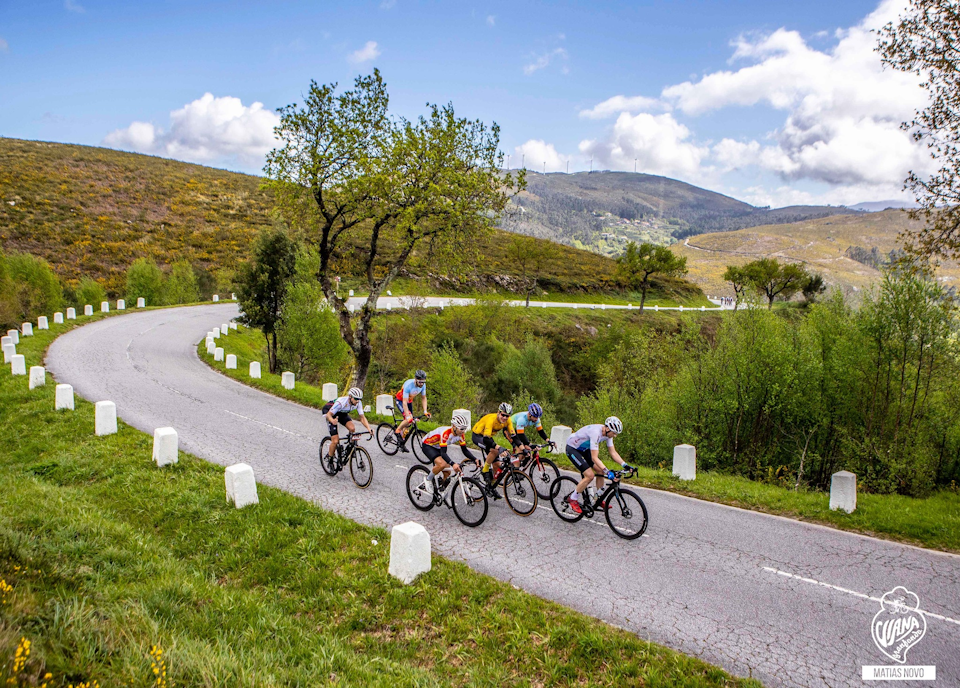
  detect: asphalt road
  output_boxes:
[344,295,735,310]
[45,304,960,688]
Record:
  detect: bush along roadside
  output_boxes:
[1,309,759,687]
[204,321,960,555]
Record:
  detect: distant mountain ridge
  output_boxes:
[502,170,863,257]
[846,200,919,212]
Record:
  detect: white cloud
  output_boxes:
[64,0,84,13]
[579,112,710,182]
[102,93,280,170]
[348,41,381,64]
[380,0,396,9]
[0,38,8,53]
[579,95,665,120]
[487,15,496,27]
[523,47,567,75]
[577,0,931,201]
[514,139,568,172]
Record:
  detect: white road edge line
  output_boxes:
[762,566,960,627]
[223,409,317,441]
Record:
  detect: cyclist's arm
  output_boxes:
[537,426,548,441]
[358,410,373,434]
[459,444,478,462]
[590,448,606,473]
[607,443,625,467]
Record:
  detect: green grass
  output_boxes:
[208,324,960,555]
[0,314,761,687]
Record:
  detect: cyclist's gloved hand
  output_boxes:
[622,463,633,471]
[606,470,617,481]
[424,411,432,418]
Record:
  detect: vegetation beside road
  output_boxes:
[0,315,759,688]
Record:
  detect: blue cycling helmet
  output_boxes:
[527,403,543,418]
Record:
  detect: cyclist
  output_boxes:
[391,369,431,453]
[564,416,633,514]
[421,413,479,488]
[322,387,373,462]
[509,402,551,454]
[471,402,515,498]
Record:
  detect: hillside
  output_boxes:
[502,170,861,256]
[0,138,640,297]
[671,209,960,297]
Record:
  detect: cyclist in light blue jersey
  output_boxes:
[509,403,549,454]
[391,369,431,452]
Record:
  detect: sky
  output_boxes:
[0,0,930,208]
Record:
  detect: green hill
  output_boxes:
[504,170,861,256]
[0,138,648,297]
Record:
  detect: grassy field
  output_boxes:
[0,313,759,687]
[206,325,960,555]
[672,209,960,297]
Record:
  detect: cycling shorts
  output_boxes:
[395,398,414,419]
[566,444,593,474]
[511,432,529,448]
[472,432,498,454]
[423,444,446,463]
[322,401,353,436]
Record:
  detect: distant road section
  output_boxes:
[346,295,735,310]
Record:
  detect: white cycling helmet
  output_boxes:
[604,416,623,434]
[451,413,469,431]
[347,387,363,401]
[498,402,513,415]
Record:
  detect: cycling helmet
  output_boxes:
[604,416,623,434]
[347,387,363,401]
[527,402,543,418]
[498,402,513,415]
[451,413,469,431]
[415,369,427,381]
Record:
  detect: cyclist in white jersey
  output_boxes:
[322,387,373,461]
[564,417,632,514]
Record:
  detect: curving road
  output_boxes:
[46,304,960,688]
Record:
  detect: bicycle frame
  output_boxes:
[579,468,635,518]
[331,430,370,467]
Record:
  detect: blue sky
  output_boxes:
[0,0,925,207]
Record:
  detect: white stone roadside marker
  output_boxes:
[66,308,76,320]
[226,354,237,369]
[282,372,295,390]
[28,366,45,389]
[153,427,179,467]
[117,299,126,310]
[55,384,74,410]
[249,361,261,379]
[220,324,229,336]
[453,408,472,429]
[830,471,857,513]
[6,330,18,345]
[214,347,224,362]
[95,401,117,436]
[225,463,258,508]
[37,316,48,330]
[673,444,696,481]
[206,340,216,355]
[54,312,64,324]
[101,301,110,313]
[84,305,93,316]
[11,355,26,375]
[137,297,145,308]
[389,521,431,584]
[549,425,571,453]
[21,323,33,336]
[1,343,12,364]
[376,394,394,416]
[229,322,237,330]
[213,294,219,302]
[322,383,337,401]
[210,329,220,339]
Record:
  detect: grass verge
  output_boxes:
[206,325,960,555]
[0,313,758,686]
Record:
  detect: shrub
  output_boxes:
[165,260,200,304]
[125,258,166,306]
[73,277,106,309]
[4,251,63,322]
[429,342,481,423]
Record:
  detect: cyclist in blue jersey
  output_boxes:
[564,417,632,514]
[509,403,551,454]
[391,369,431,452]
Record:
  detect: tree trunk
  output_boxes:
[268,331,278,374]
[639,284,648,312]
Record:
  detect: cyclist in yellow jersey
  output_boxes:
[471,402,515,498]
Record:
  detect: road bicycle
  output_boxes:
[466,451,538,517]
[375,409,428,463]
[319,430,374,489]
[405,464,489,527]
[549,467,648,540]
[513,441,560,500]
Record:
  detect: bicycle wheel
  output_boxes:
[349,446,374,489]
[405,465,436,512]
[502,470,538,516]
[604,488,649,540]
[451,477,488,527]
[319,437,338,476]
[376,423,400,456]
[410,429,430,465]
[549,476,584,523]
[528,457,560,500]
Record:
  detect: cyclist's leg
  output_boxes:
[394,400,413,436]
[327,418,340,456]
[566,446,594,500]
[344,418,357,436]
[423,445,445,476]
